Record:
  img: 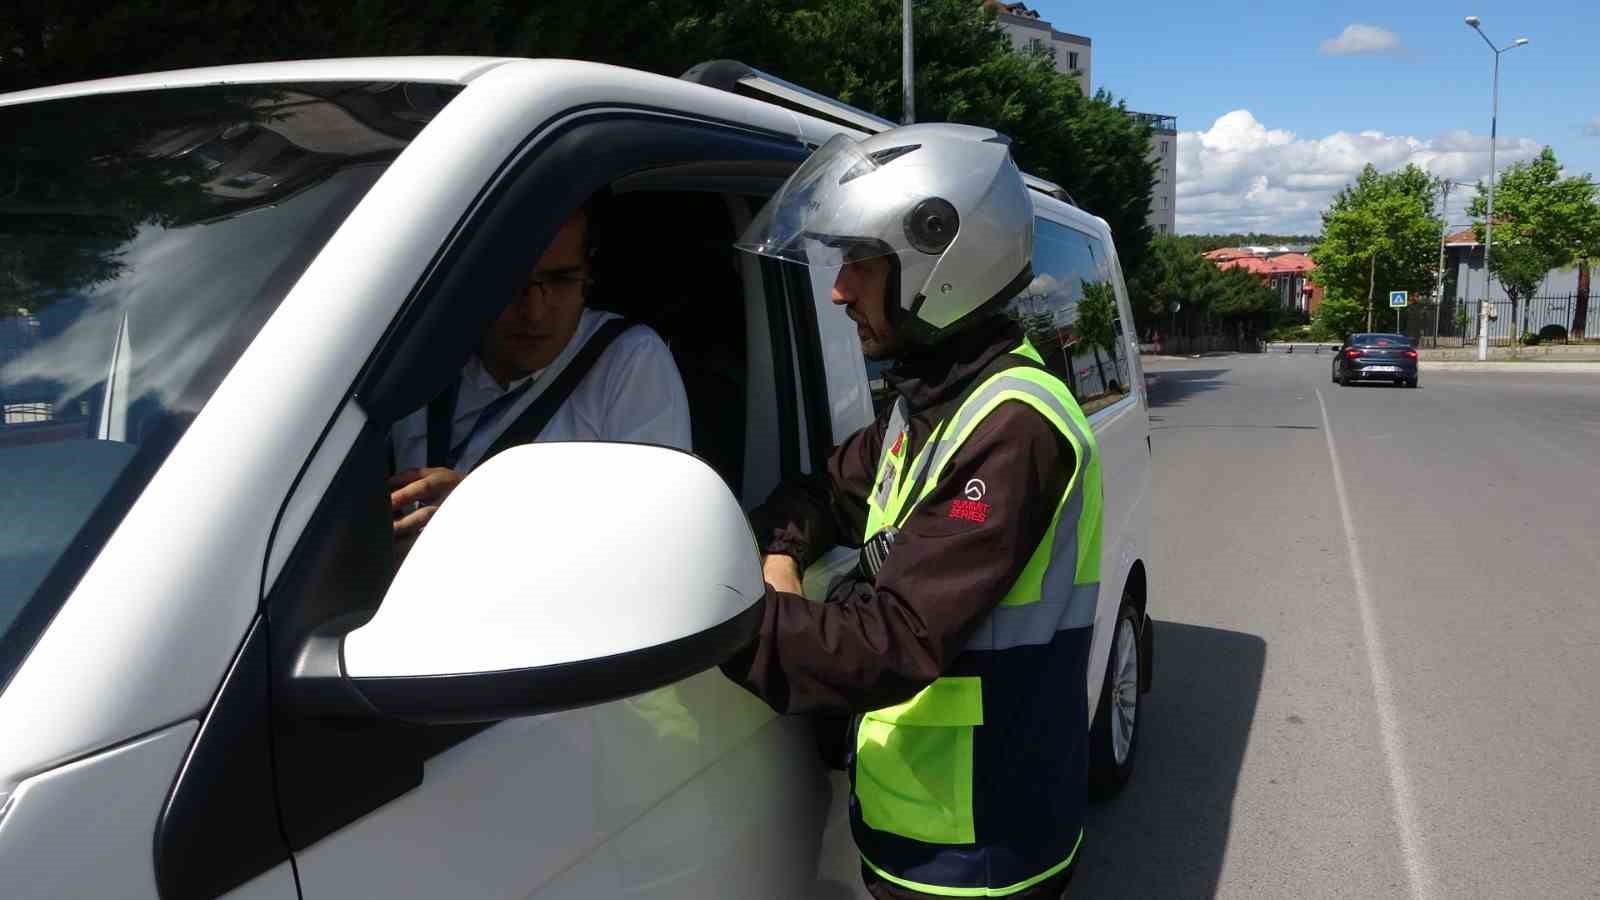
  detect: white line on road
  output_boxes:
[1316,388,1437,900]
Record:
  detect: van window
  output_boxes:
[0,82,457,682]
[1007,217,1132,415]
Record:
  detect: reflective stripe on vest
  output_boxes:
[852,338,1102,896]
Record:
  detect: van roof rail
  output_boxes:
[680,59,1077,208]
[680,59,896,135]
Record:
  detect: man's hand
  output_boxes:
[762,553,805,596]
[389,467,466,544]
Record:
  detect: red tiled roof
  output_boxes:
[1263,252,1315,273]
[1219,258,1276,275]
[1444,226,1478,245]
[1203,247,1250,261]
[1215,253,1316,276]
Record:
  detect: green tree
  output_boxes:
[1468,147,1600,341]
[1125,233,1285,346]
[1126,234,1190,332]
[1211,265,1281,337]
[1310,164,1441,332]
[1312,295,1366,341]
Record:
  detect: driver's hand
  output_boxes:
[389,467,466,543]
[762,553,805,596]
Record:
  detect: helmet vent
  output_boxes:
[869,144,922,165]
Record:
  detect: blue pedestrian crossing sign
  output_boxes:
[1389,290,1408,308]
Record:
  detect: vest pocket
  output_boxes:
[854,676,983,845]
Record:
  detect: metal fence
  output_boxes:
[1390,295,1598,347]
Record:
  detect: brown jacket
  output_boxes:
[722,318,1075,715]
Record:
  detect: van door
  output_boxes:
[1016,214,1149,717]
[253,111,832,899]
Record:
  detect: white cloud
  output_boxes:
[1586,116,1600,136]
[1319,24,1404,56]
[1175,110,1542,234]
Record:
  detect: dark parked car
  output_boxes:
[1332,333,1419,387]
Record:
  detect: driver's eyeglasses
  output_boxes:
[525,271,592,301]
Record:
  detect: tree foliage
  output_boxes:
[1310,164,1441,331]
[1126,233,1283,340]
[1467,147,1600,337]
[0,0,1157,274]
[1469,147,1600,281]
[1311,295,1366,341]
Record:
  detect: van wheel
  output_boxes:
[1089,597,1142,798]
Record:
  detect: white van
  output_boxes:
[0,58,1153,899]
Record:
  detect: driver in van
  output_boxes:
[723,125,1101,899]
[387,196,691,548]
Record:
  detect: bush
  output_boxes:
[1538,324,1568,343]
[1521,331,1541,346]
[1265,323,1313,342]
[1312,295,1365,342]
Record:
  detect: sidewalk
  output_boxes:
[1263,341,1600,365]
[1422,360,1600,373]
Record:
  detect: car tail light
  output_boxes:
[1345,349,1362,359]
[1404,349,1418,359]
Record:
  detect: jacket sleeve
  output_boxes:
[722,402,1075,715]
[746,415,884,566]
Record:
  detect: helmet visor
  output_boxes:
[736,134,916,267]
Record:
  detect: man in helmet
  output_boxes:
[723,125,1104,898]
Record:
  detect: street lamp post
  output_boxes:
[1464,16,1528,361]
[902,0,915,124]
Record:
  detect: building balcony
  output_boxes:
[1129,112,1177,132]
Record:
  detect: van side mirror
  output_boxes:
[291,443,765,723]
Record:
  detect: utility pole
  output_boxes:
[902,0,915,125]
[1434,181,1451,348]
[1366,255,1376,332]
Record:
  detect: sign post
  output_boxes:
[1389,290,1408,332]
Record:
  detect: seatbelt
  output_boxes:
[477,317,637,466]
[422,318,637,470]
[425,376,462,469]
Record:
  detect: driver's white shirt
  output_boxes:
[390,309,691,473]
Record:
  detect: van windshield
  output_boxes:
[0,81,458,688]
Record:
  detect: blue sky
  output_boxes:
[1025,1,1600,234]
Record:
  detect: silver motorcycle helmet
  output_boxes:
[736,123,1035,348]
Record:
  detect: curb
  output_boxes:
[1421,361,1600,373]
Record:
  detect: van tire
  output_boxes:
[1089,596,1142,799]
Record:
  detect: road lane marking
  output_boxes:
[1317,388,1436,900]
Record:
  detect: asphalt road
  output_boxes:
[1073,352,1600,899]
